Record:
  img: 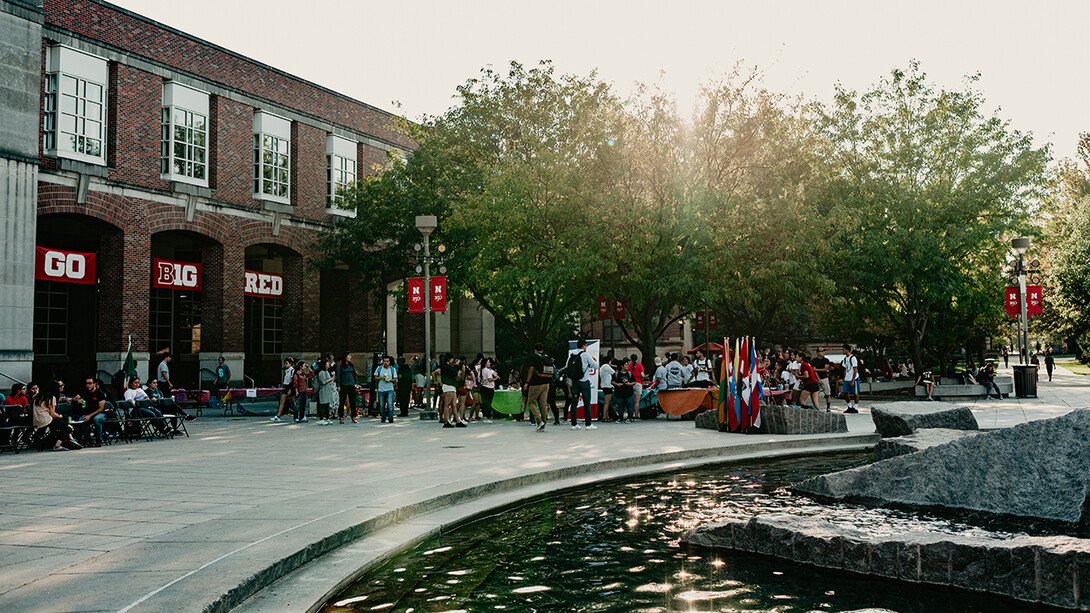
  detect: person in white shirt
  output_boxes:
[651,357,668,392]
[840,344,861,413]
[478,358,499,423]
[598,359,616,422]
[157,353,173,392]
[565,339,599,430]
[691,350,714,388]
[679,356,694,388]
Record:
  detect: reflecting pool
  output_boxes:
[323,453,1055,612]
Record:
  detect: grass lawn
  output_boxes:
[1060,360,1090,376]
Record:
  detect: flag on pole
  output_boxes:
[123,335,138,387]
[746,338,763,429]
[718,338,733,431]
[738,337,750,429]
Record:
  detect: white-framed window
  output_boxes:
[161,82,209,186]
[326,134,357,214]
[43,45,108,165]
[253,112,291,204]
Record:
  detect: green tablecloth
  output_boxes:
[491,389,524,414]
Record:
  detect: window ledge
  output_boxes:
[327,207,357,218]
[164,176,211,197]
[253,192,291,207]
[54,154,109,177]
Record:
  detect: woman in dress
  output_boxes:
[478,358,499,423]
[315,358,336,424]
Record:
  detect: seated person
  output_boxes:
[69,376,109,446]
[145,378,195,422]
[124,378,175,436]
[916,367,938,401]
[977,363,1002,399]
[3,383,29,409]
[31,381,80,451]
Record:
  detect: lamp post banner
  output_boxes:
[597,296,610,320]
[430,276,447,312]
[1027,285,1043,316]
[407,277,425,313]
[1004,287,1020,318]
[613,299,626,320]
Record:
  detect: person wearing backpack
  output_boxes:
[563,339,599,430]
[524,344,554,432]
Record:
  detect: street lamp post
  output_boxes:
[1011,237,1031,365]
[415,215,438,414]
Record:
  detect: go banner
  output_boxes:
[35,247,96,284]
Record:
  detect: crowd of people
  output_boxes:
[0,375,194,452]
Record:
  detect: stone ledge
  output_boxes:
[682,513,1090,610]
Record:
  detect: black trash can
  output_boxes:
[1013,364,1038,398]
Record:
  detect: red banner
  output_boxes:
[597,296,610,320]
[693,311,706,331]
[1005,286,1044,318]
[1027,285,1043,316]
[153,258,202,291]
[1005,287,1020,317]
[407,277,425,313]
[613,300,625,320]
[708,311,718,330]
[430,276,447,312]
[35,247,96,284]
[244,270,283,298]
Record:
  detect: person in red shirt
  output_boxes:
[3,383,29,408]
[628,354,646,413]
[797,353,822,410]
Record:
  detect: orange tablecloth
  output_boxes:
[657,388,718,415]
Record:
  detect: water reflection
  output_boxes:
[323,453,1052,613]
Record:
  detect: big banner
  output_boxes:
[567,339,600,420]
[153,258,202,290]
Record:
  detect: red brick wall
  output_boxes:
[209,95,255,209]
[110,64,171,192]
[290,121,327,219]
[43,0,410,150]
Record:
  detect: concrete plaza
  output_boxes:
[0,364,1085,613]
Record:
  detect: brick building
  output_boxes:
[0,0,493,388]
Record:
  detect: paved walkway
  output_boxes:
[0,364,1085,613]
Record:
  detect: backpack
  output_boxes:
[564,351,586,381]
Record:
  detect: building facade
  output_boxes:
[0,0,493,389]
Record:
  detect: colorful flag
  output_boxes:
[718,339,733,431]
[746,340,763,429]
[122,335,138,387]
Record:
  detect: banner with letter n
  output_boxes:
[407,277,425,313]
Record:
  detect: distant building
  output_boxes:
[0,0,492,387]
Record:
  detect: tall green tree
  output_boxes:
[817,62,1050,369]
[691,70,833,344]
[1041,133,1090,356]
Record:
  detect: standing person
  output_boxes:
[1002,346,1009,368]
[157,352,174,394]
[598,358,616,422]
[211,356,230,403]
[373,355,397,423]
[679,355,694,387]
[812,349,833,412]
[1045,349,1055,382]
[436,354,463,428]
[664,353,684,389]
[292,361,312,423]
[478,358,499,424]
[337,353,360,424]
[315,358,336,424]
[564,339,598,430]
[523,346,553,432]
[396,356,413,417]
[629,354,645,419]
[916,365,937,401]
[461,357,477,422]
[272,358,296,422]
[798,355,821,410]
[841,345,861,413]
[468,356,484,421]
[612,361,637,422]
[691,350,714,388]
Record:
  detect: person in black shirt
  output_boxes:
[71,377,108,446]
[1045,349,1055,382]
[811,349,832,411]
[524,344,555,432]
[916,367,937,401]
[612,361,637,422]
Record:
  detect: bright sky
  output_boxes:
[113,0,1088,161]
